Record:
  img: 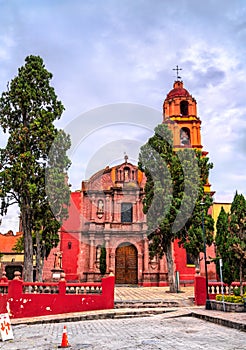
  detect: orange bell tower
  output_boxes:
[163,75,201,149]
[163,66,212,194]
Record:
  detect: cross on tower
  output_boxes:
[172,65,182,80]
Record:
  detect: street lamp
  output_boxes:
[201,202,211,310]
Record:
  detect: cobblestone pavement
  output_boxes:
[1,314,246,349]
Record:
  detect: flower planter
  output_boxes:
[210,300,245,312]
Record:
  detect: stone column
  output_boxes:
[133,199,137,224]
[112,193,116,222]
[113,193,120,222]
[136,197,140,222]
[143,234,149,272]
[192,123,197,145]
[89,233,95,272]
[90,194,96,221]
[197,126,201,145]
[138,252,143,283]
[105,194,111,221]
[104,234,110,273]
[110,252,115,275]
[174,124,179,146]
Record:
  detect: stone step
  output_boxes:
[114,300,180,309]
[112,308,179,319]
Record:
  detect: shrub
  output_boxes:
[99,245,107,276]
[233,287,240,296]
[216,294,244,303]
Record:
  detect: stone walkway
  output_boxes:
[115,285,194,306]
[115,285,194,299]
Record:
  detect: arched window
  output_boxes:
[180,101,188,116]
[180,128,190,146]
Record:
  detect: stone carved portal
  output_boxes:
[115,243,138,284]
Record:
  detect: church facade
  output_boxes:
[42,79,216,285]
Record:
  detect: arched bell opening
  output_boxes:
[180,100,189,116]
[180,127,190,146]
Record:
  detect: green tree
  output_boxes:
[178,193,214,269]
[139,123,214,292]
[229,192,246,295]
[215,206,237,287]
[0,55,71,281]
[99,245,107,276]
[175,149,214,269]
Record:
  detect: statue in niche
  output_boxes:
[97,199,104,218]
[124,168,130,181]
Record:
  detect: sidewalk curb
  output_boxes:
[191,312,246,332]
[10,307,178,326]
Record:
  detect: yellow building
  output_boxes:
[212,202,231,236]
[0,231,24,279]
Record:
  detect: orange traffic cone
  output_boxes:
[58,325,70,348]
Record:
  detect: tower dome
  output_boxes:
[166,81,191,99]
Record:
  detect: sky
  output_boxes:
[0,0,246,232]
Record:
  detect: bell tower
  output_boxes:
[163,78,201,149]
[163,68,212,194]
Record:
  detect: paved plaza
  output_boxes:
[0,314,246,350]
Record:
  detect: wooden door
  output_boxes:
[115,244,138,284]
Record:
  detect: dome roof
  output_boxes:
[166,81,191,99]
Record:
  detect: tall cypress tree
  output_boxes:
[215,206,236,286]
[229,192,246,295]
[0,56,71,281]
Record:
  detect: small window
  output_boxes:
[186,252,195,266]
[121,203,133,223]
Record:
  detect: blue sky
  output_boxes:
[0,0,246,232]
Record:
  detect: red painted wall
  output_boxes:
[62,192,81,232]
[61,232,80,281]
[0,276,114,319]
[173,239,195,285]
[61,192,82,281]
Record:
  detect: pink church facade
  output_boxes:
[42,157,216,286]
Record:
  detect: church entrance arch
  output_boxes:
[115,242,138,284]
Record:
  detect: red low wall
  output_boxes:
[0,275,115,319]
[194,275,246,306]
